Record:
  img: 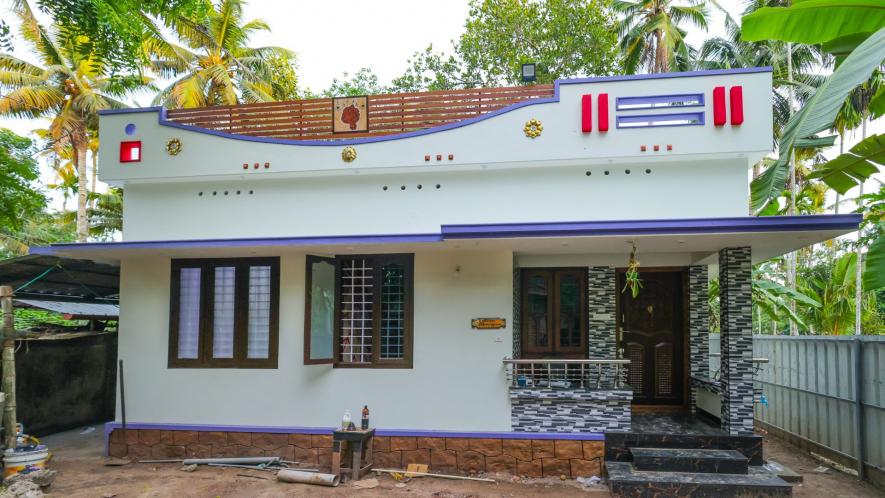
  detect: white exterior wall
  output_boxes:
[100,70,771,241]
[117,250,514,430]
[122,160,748,240]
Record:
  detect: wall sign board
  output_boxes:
[333,96,368,133]
[471,318,506,330]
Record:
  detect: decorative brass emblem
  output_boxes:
[523,118,543,138]
[341,146,357,162]
[165,138,182,155]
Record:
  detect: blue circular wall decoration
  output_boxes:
[124,123,136,136]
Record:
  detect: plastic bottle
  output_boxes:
[361,405,370,430]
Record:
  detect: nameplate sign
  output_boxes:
[471,318,506,330]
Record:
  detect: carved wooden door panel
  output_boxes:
[618,270,684,405]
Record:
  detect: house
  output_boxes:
[33,68,860,493]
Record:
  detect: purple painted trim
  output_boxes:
[441,214,862,239]
[97,67,772,147]
[616,111,705,129]
[32,215,860,255]
[30,233,442,255]
[103,421,604,454]
[99,106,165,115]
[615,93,705,111]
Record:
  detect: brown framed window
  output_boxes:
[304,253,413,368]
[169,257,279,368]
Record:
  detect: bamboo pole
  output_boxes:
[1,286,17,450]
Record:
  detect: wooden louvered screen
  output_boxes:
[164,85,555,141]
[654,342,674,396]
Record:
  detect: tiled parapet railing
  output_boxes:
[510,388,632,433]
[106,425,605,478]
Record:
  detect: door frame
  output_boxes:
[519,267,589,359]
[614,266,690,409]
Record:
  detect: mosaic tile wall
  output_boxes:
[718,247,755,435]
[587,266,617,359]
[688,265,711,413]
[510,388,632,433]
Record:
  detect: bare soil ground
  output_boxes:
[35,426,882,497]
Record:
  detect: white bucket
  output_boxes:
[4,446,50,478]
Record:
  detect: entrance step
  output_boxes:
[605,431,764,465]
[630,447,749,474]
[606,461,793,498]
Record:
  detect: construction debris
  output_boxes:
[352,477,379,489]
[179,464,197,472]
[277,469,341,487]
[373,468,496,483]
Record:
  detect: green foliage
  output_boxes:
[807,134,884,194]
[148,0,293,107]
[749,28,885,212]
[614,0,718,74]
[321,68,387,98]
[865,235,885,291]
[266,54,300,101]
[0,19,12,51]
[14,308,85,330]
[0,211,75,258]
[741,0,885,46]
[35,0,210,72]
[0,129,45,232]
[391,0,620,91]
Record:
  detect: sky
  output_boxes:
[0,0,880,212]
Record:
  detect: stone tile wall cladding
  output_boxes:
[108,429,605,478]
[688,265,711,413]
[586,266,617,359]
[510,388,632,433]
[718,247,755,436]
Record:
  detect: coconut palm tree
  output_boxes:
[148,0,293,108]
[0,0,149,241]
[613,0,720,74]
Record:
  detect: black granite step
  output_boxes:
[606,461,793,498]
[605,431,763,465]
[630,447,749,474]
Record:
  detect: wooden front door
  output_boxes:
[521,268,587,359]
[617,270,685,405]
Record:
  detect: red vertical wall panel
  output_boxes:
[730,86,744,126]
[581,94,593,133]
[598,93,609,132]
[712,86,726,126]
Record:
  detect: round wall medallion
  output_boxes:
[341,146,357,162]
[166,138,182,155]
[523,118,543,138]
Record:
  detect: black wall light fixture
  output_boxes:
[521,63,536,83]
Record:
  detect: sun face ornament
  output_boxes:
[341,146,357,162]
[165,138,182,156]
[523,118,543,138]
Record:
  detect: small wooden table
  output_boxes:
[331,428,374,482]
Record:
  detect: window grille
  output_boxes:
[339,258,374,363]
[380,263,405,359]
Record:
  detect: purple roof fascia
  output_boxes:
[97,67,773,147]
[30,214,860,255]
[441,214,862,240]
[30,233,442,255]
[103,421,603,454]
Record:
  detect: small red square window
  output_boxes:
[120,141,142,162]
